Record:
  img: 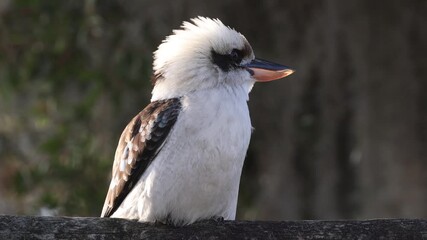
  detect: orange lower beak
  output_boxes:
[244,58,294,82]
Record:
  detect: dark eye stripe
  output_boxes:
[230,49,244,63]
[211,48,244,72]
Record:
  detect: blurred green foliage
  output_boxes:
[0,0,154,216]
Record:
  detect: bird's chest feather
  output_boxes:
[182,88,251,169]
[154,87,252,184]
[137,87,252,223]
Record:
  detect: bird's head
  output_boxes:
[151,17,294,101]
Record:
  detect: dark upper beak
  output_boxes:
[243,58,294,82]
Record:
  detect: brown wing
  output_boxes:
[101,98,182,217]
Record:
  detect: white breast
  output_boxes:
[111,84,252,225]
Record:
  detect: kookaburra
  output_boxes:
[101,16,294,225]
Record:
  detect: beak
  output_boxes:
[243,58,294,82]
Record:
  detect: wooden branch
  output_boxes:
[0,215,426,239]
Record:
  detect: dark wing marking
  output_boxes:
[101,98,182,217]
[150,72,165,86]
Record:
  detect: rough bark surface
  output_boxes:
[0,215,426,240]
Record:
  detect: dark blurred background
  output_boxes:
[0,0,426,220]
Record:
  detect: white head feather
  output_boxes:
[151,17,256,101]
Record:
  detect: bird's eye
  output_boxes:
[230,49,242,63]
[211,48,243,71]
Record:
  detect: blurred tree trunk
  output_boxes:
[245,0,427,220]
